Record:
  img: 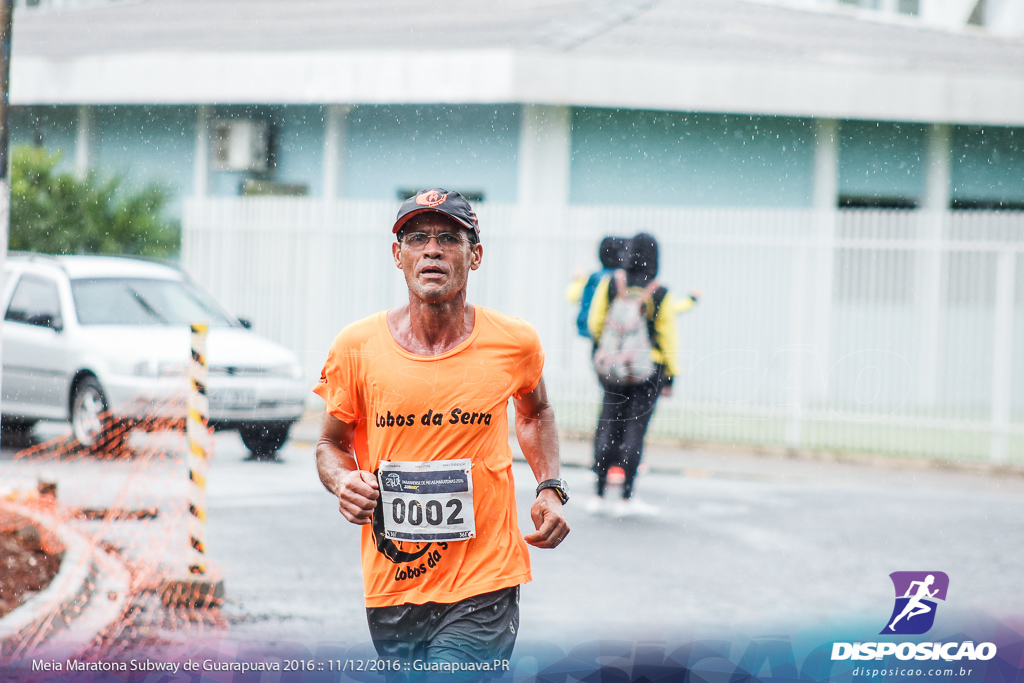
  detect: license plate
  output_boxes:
[211,389,256,409]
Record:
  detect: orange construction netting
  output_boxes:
[2,402,227,664]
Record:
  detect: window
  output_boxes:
[5,275,62,329]
[71,278,237,326]
[838,195,918,210]
[951,199,1024,211]
[396,188,486,202]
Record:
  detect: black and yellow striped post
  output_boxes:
[160,323,224,608]
[187,323,211,575]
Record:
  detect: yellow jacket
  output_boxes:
[565,275,587,303]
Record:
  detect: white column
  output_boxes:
[75,104,92,180]
[808,119,839,402]
[985,0,1024,36]
[989,250,1016,464]
[787,113,823,446]
[193,105,211,198]
[919,0,983,28]
[515,104,572,336]
[813,119,839,212]
[785,245,810,450]
[516,104,571,205]
[922,123,952,212]
[915,123,951,406]
[322,104,352,202]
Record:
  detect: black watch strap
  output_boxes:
[536,478,569,505]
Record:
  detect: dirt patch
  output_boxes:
[0,525,64,619]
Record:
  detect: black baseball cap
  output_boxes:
[393,189,480,240]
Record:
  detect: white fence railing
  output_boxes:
[183,199,1024,465]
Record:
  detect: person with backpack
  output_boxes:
[566,236,628,339]
[586,232,698,517]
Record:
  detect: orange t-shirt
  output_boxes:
[313,306,545,608]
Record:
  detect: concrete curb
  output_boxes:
[290,408,1024,479]
[546,435,1024,481]
[47,540,131,654]
[0,503,91,656]
[0,503,131,659]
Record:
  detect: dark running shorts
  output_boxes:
[366,585,519,671]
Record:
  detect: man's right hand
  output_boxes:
[316,413,379,525]
[336,469,379,525]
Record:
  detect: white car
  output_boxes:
[1,253,307,458]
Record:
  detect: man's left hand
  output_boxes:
[524,489,569,549]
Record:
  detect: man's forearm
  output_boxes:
[516,396,569,550]
[316,424,380,525]
[315,439,359,498]
[516,404,560,482]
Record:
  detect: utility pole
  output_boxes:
[0,0,11,244]
[0,0,12,402]
[0,0,10,236]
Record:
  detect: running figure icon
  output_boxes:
[881,570,949,635]
[888,574,938,630]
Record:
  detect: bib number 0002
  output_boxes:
[377,459,475,542]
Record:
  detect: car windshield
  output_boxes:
[71,277,238,327]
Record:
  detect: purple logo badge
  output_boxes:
[881,571,949,635]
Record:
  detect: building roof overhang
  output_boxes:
[12,0,1024,126]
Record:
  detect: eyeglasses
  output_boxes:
[400,231,468,249]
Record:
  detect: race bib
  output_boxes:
[377,459,475,542]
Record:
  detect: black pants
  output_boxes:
[366,586,519,681]
[593,369,663,499]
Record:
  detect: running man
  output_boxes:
[314,189,569,667]
[889,574,938,630]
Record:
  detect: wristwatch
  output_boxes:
[536,478,570,505]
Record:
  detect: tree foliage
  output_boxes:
[10,145,180,257]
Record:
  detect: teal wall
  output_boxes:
[10,104,1024,213]
[570,109,817,207]
[10,106,77,171]
[271,105,325,196]
[951,125,1024,206]
[345,105,520,202]
[12,105,195,217]
[837,120,927,204]
[93,106,195,214]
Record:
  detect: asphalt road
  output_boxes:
[4,419,1024,653]
[209,429,1024,649]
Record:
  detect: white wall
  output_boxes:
[183,198,1024,463]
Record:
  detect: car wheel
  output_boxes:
[70,376,126,454]
[239,421,292,460]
